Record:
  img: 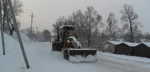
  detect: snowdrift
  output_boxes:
[99,52,150,63]
[0,31,25,72]
[11,32,30,43]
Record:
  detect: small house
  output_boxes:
[102,41,122,53]
[115,43,131,55]
[116,42,139,55]
[135,42,150,58]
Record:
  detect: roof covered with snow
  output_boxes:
[104,41,123,45]
[104,40,140,47]
[123,42,140,47]
[142,42,150,47]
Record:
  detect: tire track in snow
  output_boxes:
[89,54,150,72]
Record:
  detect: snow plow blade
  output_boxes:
[68,49,97,62]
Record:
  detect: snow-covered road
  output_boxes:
[0,32,150,72]
[24,42,150,72]
[24,42,98,72]
[92,53,150,72]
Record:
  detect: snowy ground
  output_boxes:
[0,32,150,72]
[99,52,150,63]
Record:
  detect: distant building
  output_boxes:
[135,42,150,58]
[102,41,139,55]
[102,41,150,58]
[117,42,139,55]
[102,41,122,53]
[115,43,131,55]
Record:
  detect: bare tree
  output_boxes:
[144,33,150,42]
[24,27,36,41]
[52,6,103,48]
[2,0,23,35]
[85,6,102,47]
[120,4,140,42]
[42,29,51,42]
[106,12,118,40]
[71,10,89,46]
[52,16,66,35]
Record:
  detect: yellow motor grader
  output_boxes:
[52,25,97,62]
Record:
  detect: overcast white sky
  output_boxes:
[19,0,150,33]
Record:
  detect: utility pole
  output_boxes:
[0,0,5,55]
[8,0,30,68]
[30,13,34,42]
[36,26,38,41]
[36,26,38,35]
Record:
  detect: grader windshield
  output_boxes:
[61,25,75,36]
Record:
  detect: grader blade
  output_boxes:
[68,49,97,62]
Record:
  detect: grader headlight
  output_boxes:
[67,40,70,43]
[66,40,71,47]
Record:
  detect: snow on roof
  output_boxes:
[142,42,150,47]
[123,42,139,47]
[104,40,140,47]
[105,41,123,45]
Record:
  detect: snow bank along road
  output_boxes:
[0,32,150,72]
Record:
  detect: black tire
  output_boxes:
[66,51,68,60]
[63,51,66,59]
[63,50,68,60]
